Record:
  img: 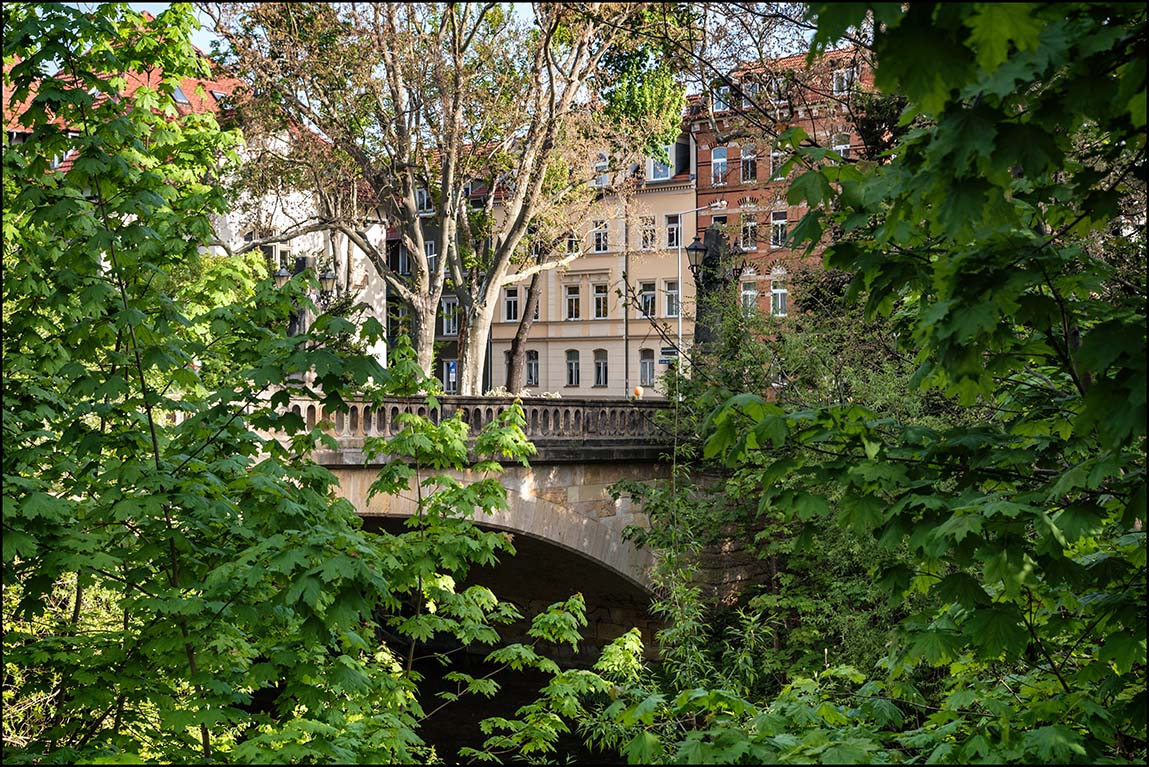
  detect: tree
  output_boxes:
[697,1,1146,762]
[2,5,590,762]
[494,2,1145,763]
[204,1,682,394]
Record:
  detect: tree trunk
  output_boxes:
[408,294,438,377]
[457,299,496,396]
[506,272,542,392]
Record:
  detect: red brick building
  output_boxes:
[687,46,873,318]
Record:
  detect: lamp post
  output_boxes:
[674,200,727,358]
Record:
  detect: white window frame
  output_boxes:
[593,349,608,387]
[565,284,581,320]
[665,214,680,249]
[442,358,458,394]
[767,77,787,107]
[639,281,656,318]
[172,85,191,105]
[770,152,786,181]
[741,280,759,315]
[592,220,609,253]
[665,280,680,318]
[648,144,673,180]
[426,240,437,272]
[740,81,759,109]
[639,349,655,386]
[640,216,656,250]
[741,144,757,183]
[526,350,540,387]
[832,132,852,159]
[416,187,433,213]
[741,216,759,251]
[567,233,580,254]
[833,67,854,96]
[713,85,730,112]
[771,278,789,316]
[593,283,609,319]
[771,211,788,248]
[504,287,519,322]
[565,349,580,387]
[441,296,459,336]
[592,153,609,188]
[398,244,410,275]
[712,146,728,186]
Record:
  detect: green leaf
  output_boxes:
[624,731,662,765]
[1023,725,1087,762]
[964,4,1046,71]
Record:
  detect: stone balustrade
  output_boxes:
[279,396,674,464]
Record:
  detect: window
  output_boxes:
[741,145,757,183]
[391,304,410,336]
[771,211,788,248]
[712,146,728,186]
[526,350,539,386]
[740,81,759,109]
[593,349,608,387]
[665,280,680,317]
[416,188,433,213]
[649,144,673,180]
[172,85,190,105]
[639,282,656,318]
[593,283,609,319]
[567,232,580,254]
[565,284,581,320]
[771,152,786,181]
[767,77,787,107]
[666,214,680,248]
[566,350,580,386]
[713,85,730,112]
[398,245,410,275]
[442,359,458,394]
[592,154,609,188]
[441,296,458,336]
[741,216,758,250]
[639,349,655,386]
[833,67,854,96]
[832,132,851,159]
[771,278,789,316]
[741,281,759,315]
[712,215,727,230]
[426,240,437,272]
[210,89,227,102]
[640,216,656,250]
[504,287,519,322]
[592,220,608,253]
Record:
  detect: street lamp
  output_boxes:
[674,199,727,358]
[272,265,292,289]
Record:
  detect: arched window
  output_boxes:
[593,349,608,387]
[565,349,580,387]
[639,349,655,386]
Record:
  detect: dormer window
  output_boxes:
[833,68,854,96]
[416,187,433,213]
[740,81,759,109]
[713,85,730,112]
[648,144,673,181]
[172,85,191,105]
[592,154,609,188]
[210,89,227,101]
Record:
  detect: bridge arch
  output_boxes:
[329,462,663,591]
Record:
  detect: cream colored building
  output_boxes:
[489,139,704,399]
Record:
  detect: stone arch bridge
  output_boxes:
[287,396,675,592]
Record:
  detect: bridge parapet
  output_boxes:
[283,396,674,464]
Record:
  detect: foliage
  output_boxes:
[696,2,1146,763]
[1,5,593,763]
